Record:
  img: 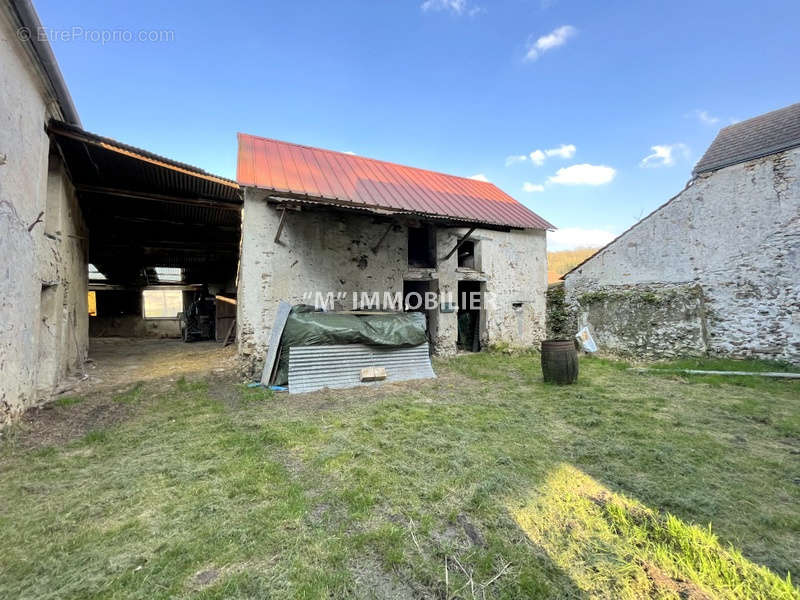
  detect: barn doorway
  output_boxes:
[403,279,438,345]
[49,121,241,358]
[457,280,482,352]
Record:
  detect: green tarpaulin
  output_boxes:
[274,306,428,385]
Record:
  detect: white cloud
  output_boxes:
[547,228,617,251]
[639,143,688,168]
[527,144,576,166]
[522,182,545,193]
[421,0,479,15]
[342,150,356,155]
[545,143,576,159]
[505,154,528,166]
[469,173,490,182]
[688,109,720,125]
[548,163,616,185]
[525,25,576,61]
[529,149,547,166]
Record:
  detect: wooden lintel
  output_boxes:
[274,208,288,244]
[441,227,476,260]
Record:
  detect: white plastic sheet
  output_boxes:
[575,326,598,353]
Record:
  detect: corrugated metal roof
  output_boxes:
[50,120,241,198]
[288,343,436,394]
[50,120,242,285]
[237,133,554,230]
[694,102,800,174]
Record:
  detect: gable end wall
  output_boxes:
[563,147,800,364]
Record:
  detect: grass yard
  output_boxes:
[1,353,798,599]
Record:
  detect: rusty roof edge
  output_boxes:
[50,120,240,190]
[248,188,551,230]
[236,132,556,230]
[237,131,520,193]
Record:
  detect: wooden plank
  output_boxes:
[371,223,394,254]
[222,318,236,347]
[260,301,292,385]
[215,295,237,305]
[274,208,287,244]
[441,227,476,260]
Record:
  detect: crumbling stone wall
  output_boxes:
[564,147,800,364]
[571,284,707,359]
[545,282,577,340]
[237,189,547,373]
[0,15,88,426]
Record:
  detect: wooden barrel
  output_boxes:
[541,340,578,384]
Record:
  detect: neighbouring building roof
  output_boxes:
[694,102,800,174]
[237,133,554,230]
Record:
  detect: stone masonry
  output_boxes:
[564,147,800,364]
[237,188,548,373]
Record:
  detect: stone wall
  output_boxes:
[571,284,707,359]
[0,13,88,425]
[237,189,547,372]
[89,316,181,338]
[564,147,800,364]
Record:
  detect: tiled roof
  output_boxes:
[694,102,800,174]
[237,133,554,230]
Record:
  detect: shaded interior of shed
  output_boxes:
[49,120,242,343]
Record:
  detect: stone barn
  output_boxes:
[1,0,87,424]
[236,133,554,371]
[1,0,241,426]
[563,102,800,364]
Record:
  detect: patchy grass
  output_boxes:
[646,357,800,390]
[0,353,798,599]
[653,356,800,373]
[54,395,85,407]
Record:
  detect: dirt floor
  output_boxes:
[14,338,239,449]
[78,337,238,393]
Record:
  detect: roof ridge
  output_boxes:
[237,131,501,189]
[717,101,800,133]
[693,101,800,174]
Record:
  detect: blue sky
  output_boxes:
[37,0,799,250]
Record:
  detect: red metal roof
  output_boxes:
[237,133,554,230]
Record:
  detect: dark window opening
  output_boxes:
[457,280,482,352]
[403,279,437,343]
[457,240,476,269]
[408,225,436,268]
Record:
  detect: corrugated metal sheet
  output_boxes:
[50,120,241,201]
[49,120,242,286]
[288,343,436,394]
[261,301,292,385]
[237,133,554,230]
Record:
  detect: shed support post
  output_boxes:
[441,227,476,261]
[371,223,394,254]
[274,208,287,244]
